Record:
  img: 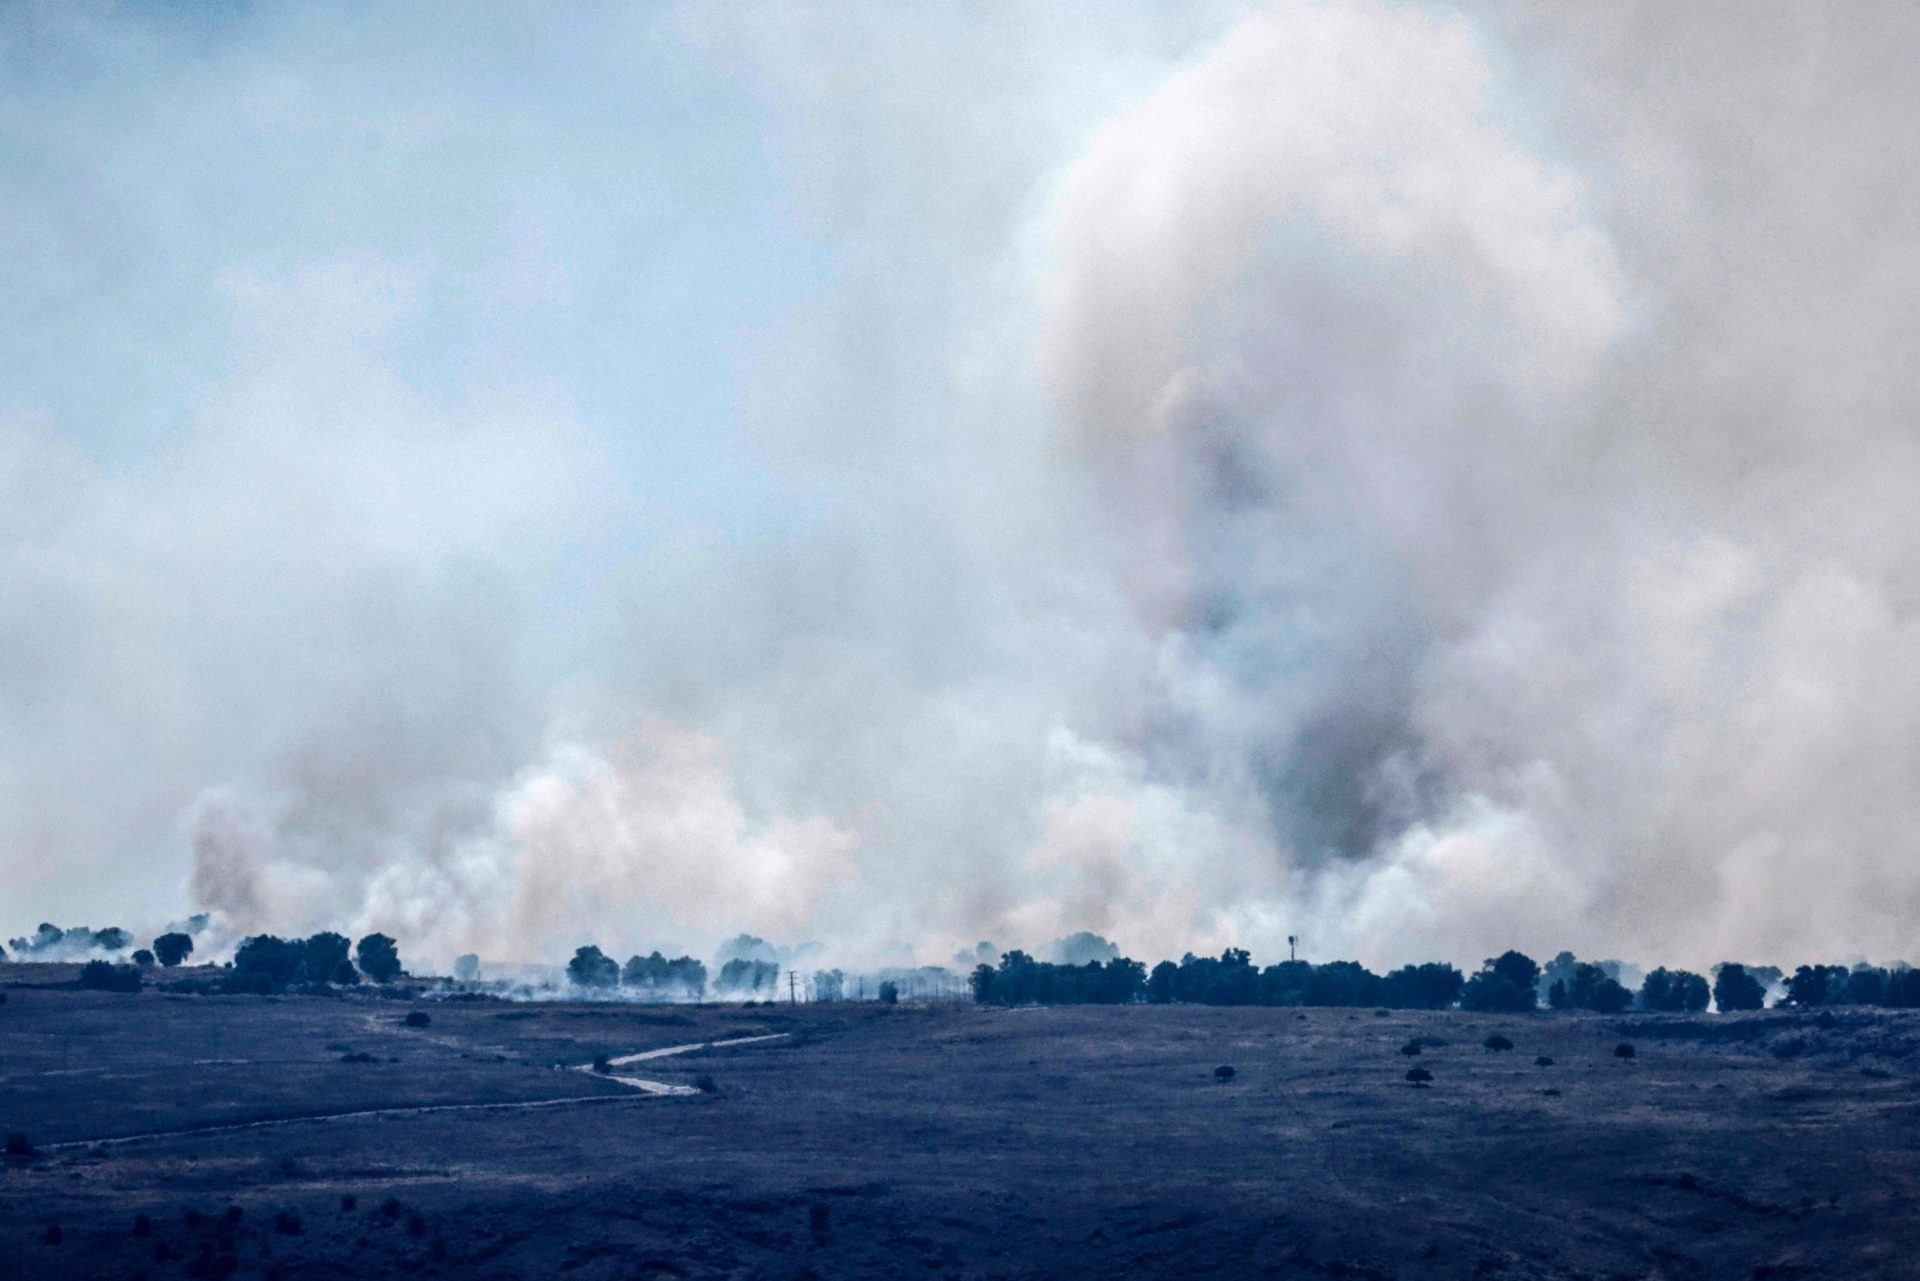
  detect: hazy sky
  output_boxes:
[5,1,1918,973]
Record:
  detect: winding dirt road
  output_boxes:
[38,1032,792,1153]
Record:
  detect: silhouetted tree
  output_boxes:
[969,963,995,1004]
[1640,967,1710,1013]
[305,932,352,982]
[130,949,155,967]
[567,945,619,989]
[1302,960,1384,1007]
[1146,960,1178,1004]
[1459,951,1539,1012]
[1712,963,1766,1012]
[1379,963,1464,1009]
[1547,961,1632,1013]
[1886,966,1920,1008]
[355,934,402,982]
[153,932,193,967]
[877,980,899,1005]
[1846,966,1889,1007]
[1784,964,1858,1007]
[716,958,779,996]
[233,935,306,985]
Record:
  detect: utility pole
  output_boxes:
[787,969,798,1005]
[1288,935,1297,963]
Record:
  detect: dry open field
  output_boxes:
[5,962,1920,1279]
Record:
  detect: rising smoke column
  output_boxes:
[9,2,1920,973]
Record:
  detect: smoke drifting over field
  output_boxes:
[5,3,1919,972]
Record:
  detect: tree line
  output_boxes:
[968,948,1920,1013]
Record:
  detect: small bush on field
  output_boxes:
[44,1221,61,1245]
[5,1132,35,1157]
[1484,1034,1513,1051]
[877,981,899,1005]
[1535,1055,1555,1067]
[592,1054,612,1075]
[692,1073,718,1094]
[1614,1043,1637,1059]
[403,1011,431,1028]
[1406,1066,1433,1086]
[273,1210,302,1236]
[1214,1065,1236,1082]
[134,1214,152,1236]
[340,1195,357,1211]
[1400,1041,1422,1056]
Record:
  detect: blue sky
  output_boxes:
[0,1,831,537]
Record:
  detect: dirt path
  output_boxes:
[572,1032,791,1094]
[38,1033,792,1152]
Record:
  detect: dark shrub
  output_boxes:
[1484,1034,1513,1051]
[354,934,402,983]
[6,1131,35,1157]
[1614,1042,1636,1059]
[1400,1041,1422,1057]
[131,949,156,967]
[403,1011,431,1028]
[1406,1066,1433,1086]
[153,932,194,967]
[566,945,618,989]
[80,959,141,992]
[1214,1065,1236,1082]
[407,1213,428,1238]
[340,1195,357,1211]
[692,1073,718,1094]
[877,981,899,1005]
[134,1213,152,1236]
[44,1221,61,1245]
[339,1052,378,1064]
[273,1210,302,1236]
[1713,963,1766,1012]
[1535,1055,1554,1067]
[378,1198,403,1219]
[592,1054,612,1075]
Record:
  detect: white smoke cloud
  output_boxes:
[6,2,1920,974]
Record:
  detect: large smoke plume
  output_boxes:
[5,2,1918,972]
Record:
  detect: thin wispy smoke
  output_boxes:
[4,2,1917,973]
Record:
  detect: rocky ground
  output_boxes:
[4,962,1919,1279]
